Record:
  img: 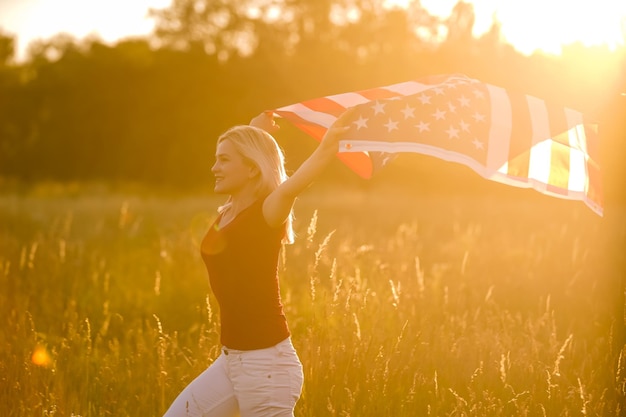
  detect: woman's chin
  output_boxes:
[213,185,226,194]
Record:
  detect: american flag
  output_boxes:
[273,74,603,216]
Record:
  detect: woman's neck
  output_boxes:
[219,185,260,226]
[228,192,258,215]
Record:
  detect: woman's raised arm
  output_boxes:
[258,112,351,228]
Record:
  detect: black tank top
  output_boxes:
[201,198,290,350]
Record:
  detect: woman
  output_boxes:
[163,111,350,417]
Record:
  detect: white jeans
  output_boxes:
[163,338,303,417]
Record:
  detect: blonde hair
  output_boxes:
[216,125,294,244]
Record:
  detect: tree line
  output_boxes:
[0,0,624,204]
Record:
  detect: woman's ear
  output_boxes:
[248,164,260,179]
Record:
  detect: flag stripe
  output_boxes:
[548,140,571,193]
[565,109,586,193]
[486,84,511,175]
[300,97,350,117]
[566,109,587,152]
[527,95,552,188]
[380,80,432,96]
[568,145,587,194]
[506,92,533,180]
[357,87,402,101]
[546,103,571,192]
[275,104,337,129]
[325,92,371,108]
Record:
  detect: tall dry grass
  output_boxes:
[0,184,624,416]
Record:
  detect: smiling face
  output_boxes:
[211,139,257,195]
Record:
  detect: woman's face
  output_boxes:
[211,139,256,195]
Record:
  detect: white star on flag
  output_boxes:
[472,112,485,123]
[384,118,399,132]
[432,109,446,120]
[401,105,415,119]
[418,94,431,105]
[372,101,386,115]
[416,121,430,132]
[446,125,460,139]
[353,116,368,130]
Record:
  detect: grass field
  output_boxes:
[1,183,624,416]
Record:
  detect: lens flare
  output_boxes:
[31,346,52,367]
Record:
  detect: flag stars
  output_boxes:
[401,104,415,119]
[416,121,430,132]
[418,94,431,105]
[446,125,460,139]
[353,115,368,130]
[432,87,445,95]
[447,102,457,113]
[372,101,386,115]
[432,108,446,120]
[459,120,471,132]
[472,112,486,123]
[458,95,471,107]
[473,89,485,99]
[384,118,399,132]
[472,138,484,150]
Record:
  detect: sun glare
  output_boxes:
[494,0,626,55]
[421,0,626,55]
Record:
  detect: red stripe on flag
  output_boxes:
[274,110,328,138]
[356,87,402,101]
[291,122,327,141]
[336,153,373,179]
[283,120,373,179]
[299,97,348,117]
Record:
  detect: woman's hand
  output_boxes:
[250,111,280,134]
[262,107,356,228]
[319,108,355,153]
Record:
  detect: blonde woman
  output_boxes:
[163,112,349,417]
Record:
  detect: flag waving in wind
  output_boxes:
[273,74,603,216]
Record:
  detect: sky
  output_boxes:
[0,0,625,61]
[0,0,171,61]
